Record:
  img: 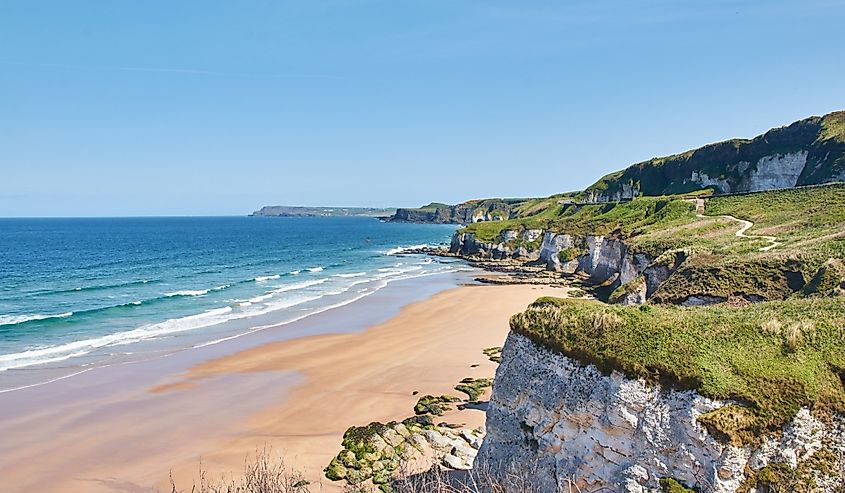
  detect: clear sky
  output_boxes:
[1,1,843,216]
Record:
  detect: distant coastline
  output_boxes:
[250,205,396,218]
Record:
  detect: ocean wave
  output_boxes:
[0,307,234,372]
[333,272,367,278]
[165,289,209,297]
[238,278,331,307]
[289,270,301,275]
[0,312,73,327]
[384,244,430,255]
[272,278,328,293]
[307,267,324,273]
[192,289,383,349]
[248,293,274,303]
[1,265,465,380]
[20,279,157,298]
[374,265,423,278]
[254,274,281,282]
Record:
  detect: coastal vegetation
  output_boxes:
[580,110,845,200]
[170,449,311,493]
[510,296,845,446]
[324,360,497,491]
[456,184,845,306]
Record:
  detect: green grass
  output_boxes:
[462,195,698,243]
[819,111,845,143]
[510,297,845,445]
[417,202,450,211]
[458,185,845,304]
[706,184,845,247]
[648,254,807,304]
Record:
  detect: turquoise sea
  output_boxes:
[0,216,462,392]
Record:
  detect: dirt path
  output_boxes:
[686,197,781,251]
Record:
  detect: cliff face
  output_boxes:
[477,332,845,493]
[450,229,676,304]
[390,199,518,224]
[583,111,845,202]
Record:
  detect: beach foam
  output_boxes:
[0,307,234,372]
[384,244,430,255]
[0,312,73,327]
[165,289,209,297]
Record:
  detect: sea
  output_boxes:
[0,216,463,393]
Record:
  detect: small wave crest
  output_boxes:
[254,274,281,282]
[165,289,209,297]
[272,278,328,293]
[307,267,324,273]
[333,272,366,278]
[384,244,430,255]
[0,312,73,327]
[0,307,235,372]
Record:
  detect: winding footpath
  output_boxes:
[689,197,781,252]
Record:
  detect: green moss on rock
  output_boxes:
[737,449,839,493]
[413,395,459,416]
[659,477,698,493]
[482,346,503,363]
[455,378,492,402]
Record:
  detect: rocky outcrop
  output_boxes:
[583,181,640,203]
[477,332,845,493]
[391,199,516,224]
[325,418,485,488]
[583,111,845,202]
[450,230,543,261]
[452,228,675,304]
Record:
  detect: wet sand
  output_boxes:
[0,282,569,492]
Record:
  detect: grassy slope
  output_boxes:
[461,184,845,303]
[511,297,845,445]
[463,196,699,243]
[582,110,845,198]
[706,184,845,254]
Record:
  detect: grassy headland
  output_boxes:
[459,184,845,304]
[510,296,845,446]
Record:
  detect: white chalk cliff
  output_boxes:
[476,332,845,493]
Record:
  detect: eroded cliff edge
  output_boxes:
[448,185,845,307]
[460,184,845,492]
[478,331,845,493]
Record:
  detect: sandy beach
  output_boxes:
[0,281,569,493]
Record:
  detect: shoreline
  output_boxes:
[0,263,469,395]
[0,269,569,493]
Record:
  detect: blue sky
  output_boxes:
[1,1,843,216]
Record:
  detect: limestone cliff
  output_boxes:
[477,332,845,493]
[390,199,523,224]
[583,111,845,202]
[450,229,676,304]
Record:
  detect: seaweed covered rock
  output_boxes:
[413,395,459,416]
[454,378,492,402]
[325,417,485,491]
